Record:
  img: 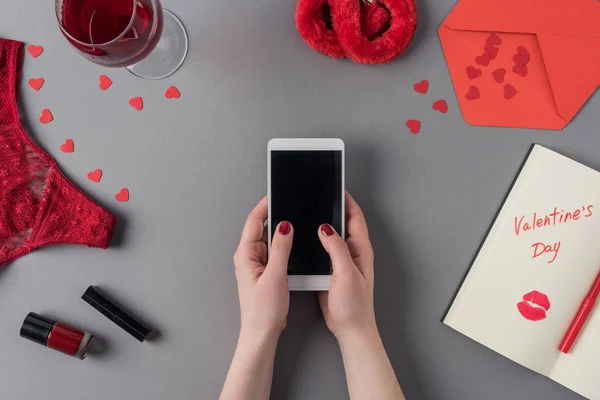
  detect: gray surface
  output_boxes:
[0,0,598,399]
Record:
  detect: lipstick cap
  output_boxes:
[20,312,56,346]
[82,286,152,342]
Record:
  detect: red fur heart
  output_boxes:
[60,139,74,153]
[432,99,448,114]
[406,119,421,134]
[475,53,490,67]
[29,78,44,91]
[512,64,528,77]
[466,66,482,79]
[99,75,112,90]
[492,68,506,83]
[504,84,518,100]
[129,97,143,111]
[484,44,499,60]
[465,86,480,100]
[513,53,530,67]
[39,109,53,124]
[115,188,130,202]
[413,80,429,94]
[87,169,103,183]
[165,85,181,99]
[486,33,502,46]
[28,45,44,58]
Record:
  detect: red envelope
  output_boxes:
[439,0,600,130]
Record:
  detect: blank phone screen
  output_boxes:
[270,150,343,275]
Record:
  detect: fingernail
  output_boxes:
[320,224,334,236]
[279,221,291,235]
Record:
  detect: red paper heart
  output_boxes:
[466,66,482,80]
[87,169,103,183]
[484,44,499,60]
[512,64,528,77]
[513,53,530,67]
[517,46,530,57]
[115,188,129,202]
[406,119,421,134]
[504,84,518,100]
[28,78,44,91]
[432,99,448,114]
[28,45,44,58]
[129,97,143,111]
[486,33,502,47]
[39,109,53,124]
[60,139,74,153]
[492,68,506,83]
[465,86,480,100]
[475,53,490,67]
[99,75,112,90]
[413,80,429,94]
[165,85,181,99]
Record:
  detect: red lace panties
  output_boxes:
[0,38,115,266]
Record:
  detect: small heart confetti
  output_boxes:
[115,188,130,202]
[492,68,506,83]
[413,80,429,94]
[486,33,502,47]
[465,86,480,100]
[99,75,112,90]
[406,119,421,134]
[517,46,530,57]
[432,99,448,114]
[165,85,181,99]
[60,139,75,153]
[28,78,44,91]
[28,45,44,58]
[484,44,499,60]
[513,53,530,67]
[475,53,491,67]
[513,64,528,77]
[466,66,482,80]
[504,84,518,100]
[39,109,53,124]
[87,169,103,183]
[129,97,143,111]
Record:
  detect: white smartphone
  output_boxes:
[267,138,345,291]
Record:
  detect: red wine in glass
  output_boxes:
[56,0,188,79]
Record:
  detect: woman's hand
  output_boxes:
[233,196,293,341]
[318,192,376,341]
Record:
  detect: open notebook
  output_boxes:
[444,145,600,400]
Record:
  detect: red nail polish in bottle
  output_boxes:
[20,312,94,360]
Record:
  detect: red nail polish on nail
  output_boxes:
[279,221,291,235]
[320,224,334,236]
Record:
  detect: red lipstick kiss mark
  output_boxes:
[517,290,551,321]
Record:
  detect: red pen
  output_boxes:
[559,269,600,353]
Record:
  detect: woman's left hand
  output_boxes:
[233,196,293,342]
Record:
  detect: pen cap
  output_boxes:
[20,312,56,346]
[82,286,152,342]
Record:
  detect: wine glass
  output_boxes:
[55,0,188,80]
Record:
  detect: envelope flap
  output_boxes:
[539,34,600,121]
[444,0,600,37]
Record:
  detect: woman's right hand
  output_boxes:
[318,192,377,341]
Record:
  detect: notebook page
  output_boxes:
[550,294,600,400]
[444,145,600,376]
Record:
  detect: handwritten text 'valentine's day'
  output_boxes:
[514,205,594,264]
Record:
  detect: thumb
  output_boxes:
[265,221,293,277]
[318,224,354,273]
